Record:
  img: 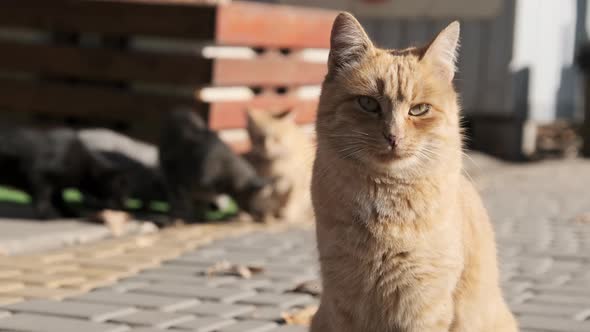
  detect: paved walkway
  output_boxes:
[0,156,588,331]
[0,218,154,255]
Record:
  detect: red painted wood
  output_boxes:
[216,1,337,48]
[213,56,326,86]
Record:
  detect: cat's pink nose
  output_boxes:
[384,133,398,148]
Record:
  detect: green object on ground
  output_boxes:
[149,201,169,213]
[126,198,142,210]
[0,186,31,204]
[205,198,238,220]
[63,188,84,203]
[0,185,240,221]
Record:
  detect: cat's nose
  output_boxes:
[384,133,398,148]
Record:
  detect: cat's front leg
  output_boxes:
[404,294,455,332]
[310,304,351,332]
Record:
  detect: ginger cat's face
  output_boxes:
[317,14,462,173]
[246,109,297,160]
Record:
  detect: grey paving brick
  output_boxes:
[72,290,198,311]
[255,271,318,284]
[262,263,315,274]
[129,271,237,287]
[109,310,194,328]
[268,326,308,332]
[237,307,285,322]
[0,313,129,332]
[256,281,303,293]
[3,300,137,322]
[217,320,278,332]
[532,284,590,296]
[135,283,255,303]
[238,293,314,308]
[103,281,151,293]
[178,302,255,318]
[223,247,286,257]
[519,314,590,332]
[0,311,10,318]
[171,316,235,331]
[164,257,224,267]
[532,293,590,306]
[501,281,532,294]
[220,279,271,290]
[126,329,168,332]
[156,263,211,275]
[221,240,293,251]
[213,253,267,267]
[509,302,587,318]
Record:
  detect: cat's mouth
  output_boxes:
[374,147,412,163]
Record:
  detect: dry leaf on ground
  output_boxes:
[291,279,322,296]
[206,260,264,279]
[89,210,132,236]
[282,305,318,326]
[573,212,590,224]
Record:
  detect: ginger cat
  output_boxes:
[311,13,518,332]
[245,108,314,222]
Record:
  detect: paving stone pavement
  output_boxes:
[0,218,151,255]
[0,156,588,331]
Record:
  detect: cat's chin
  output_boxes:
[374,149,413,164]
[359,151,419,172]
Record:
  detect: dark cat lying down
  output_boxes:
[159,108,276,222]
[0,127,127,219]
[79,128,167,211]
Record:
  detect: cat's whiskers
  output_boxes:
[326,134,381,144]
[350,130,370,136]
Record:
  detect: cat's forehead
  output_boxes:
[372,48,421,76]
[349,48,423,100]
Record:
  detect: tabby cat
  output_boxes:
[311,13,517,332]
[245,108,313,222]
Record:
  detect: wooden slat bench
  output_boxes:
[0,0,337,150]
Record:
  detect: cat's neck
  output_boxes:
[319,144,462,232]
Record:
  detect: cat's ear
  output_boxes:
[328,12,374,72]
[422,21,460,82]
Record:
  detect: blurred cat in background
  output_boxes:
[79,128,167,212]
[245,108,314,223]
[159,108,277,223]
[0,127,127,219]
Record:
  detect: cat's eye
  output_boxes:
[409,104,431,117]
[357,96,380,113]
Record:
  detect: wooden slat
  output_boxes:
[0,1,337,48]
[0,41,326,85]
[209,96,318,130]
[215,1,337,48]
[0,0,216,39]
[0,79,316,128]
[213,56,327,85]
[0,41,212,85]
[0,79,194,117]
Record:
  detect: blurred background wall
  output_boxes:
[0,0,587,160]
[264,0,588,158]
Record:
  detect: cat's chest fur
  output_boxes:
[315,164,463,330]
